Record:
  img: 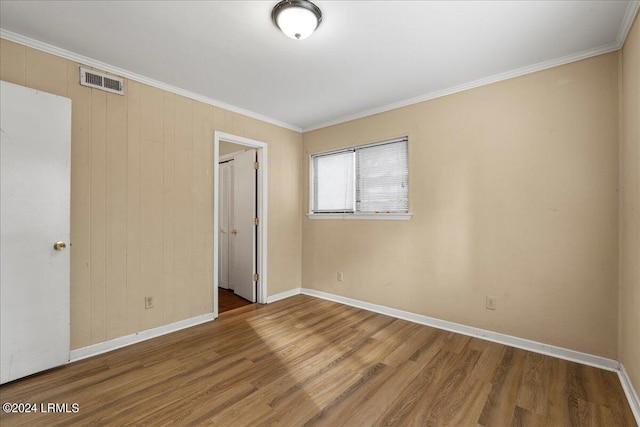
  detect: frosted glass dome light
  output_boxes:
[272,0,322,40]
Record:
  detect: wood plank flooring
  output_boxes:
[218,287,253,313]
[0,295,636,426]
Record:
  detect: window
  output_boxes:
[310,137,410,219]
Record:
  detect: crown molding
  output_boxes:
[4,0,637,137]
[303,41,621,132]
[617,1,640,47]
[304,1,640,133]
[0,29,302,133]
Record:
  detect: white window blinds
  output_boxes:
[311,137,408,215]
[312,151,355,213]
[356,138,408,213]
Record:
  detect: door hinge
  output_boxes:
[253,273,259,281]
[254,217,260,225]
[253,161,259,170]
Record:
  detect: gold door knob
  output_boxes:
[230,229,238,235]
[53,241,67,251]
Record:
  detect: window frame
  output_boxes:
[308,136,412,221]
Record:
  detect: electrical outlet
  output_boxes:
[337,272,344,282]
[145,296,154,309]
[486,296,496,310]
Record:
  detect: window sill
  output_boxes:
[307,213,413,221]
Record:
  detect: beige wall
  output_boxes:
[302,53,620,359]
[0,39,303,350]
[620,15,640,394]
[219,141,248,157]
[0,30,634,370]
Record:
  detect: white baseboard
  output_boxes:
[69,313,216,362]
[300,288,620,372]
[70,287,304,362]
[619,363,640,424]
[267,287,301,303]
[66,287,637,424]
[301,289,640,420]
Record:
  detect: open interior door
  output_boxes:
[218,161,233,290]
[231,149,256,302]
[0,81,71,384]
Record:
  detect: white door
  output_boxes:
[218,161,233,290]
[0,81,71,384]
[231,149,256,302]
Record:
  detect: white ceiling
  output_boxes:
[1,1,638,132]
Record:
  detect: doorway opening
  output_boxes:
[218,148,257,312]
[213,132,268,318]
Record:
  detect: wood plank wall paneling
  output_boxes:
[139,84,164,331]
[192,102,214,316]
[173,95,194,322]
[0,38,303,350]
[90,88,107,343]
[125,79,142,336]
[67,61,92,348]
[162,93,176,323]
[0,38,25,85]
[105,88,128,340]
[25,48,67,95]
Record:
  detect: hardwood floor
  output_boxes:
[218,287,253,313]
[0,295,635,426]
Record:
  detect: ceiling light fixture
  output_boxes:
[271,0,322,40]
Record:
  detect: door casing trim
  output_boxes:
[213,131,268,317]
